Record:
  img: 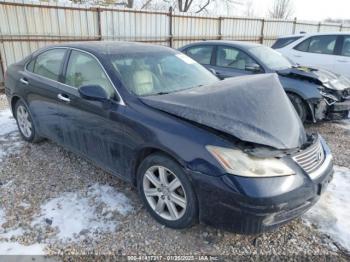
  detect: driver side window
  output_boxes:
[65,50,115,97]
[216,46,256,70]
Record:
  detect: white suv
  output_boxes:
[272,32,350,78]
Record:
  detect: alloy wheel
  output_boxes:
[16,105,32,138]
[143,165,187,221]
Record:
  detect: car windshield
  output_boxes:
[249,46,292,70]
[110,51,218,96]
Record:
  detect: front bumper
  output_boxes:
[188,139,334,234]
[328,99,350,119]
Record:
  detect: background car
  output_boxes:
[179,41,350,122]
[4,42,333,234]
[272,32,350,78]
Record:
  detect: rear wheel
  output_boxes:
[15,100,42,143]
[288,93,308,122]
[137,153,198,229]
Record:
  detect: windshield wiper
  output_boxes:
[152,91,170,96]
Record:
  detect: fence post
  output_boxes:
[260,19,265,44]
[96,7,102,41]
[340,24,343,32]
[168,7,173,47]
[317,22,321,32]
[0,51,4,88]
[218,17,223,40]
[292,17,297,34]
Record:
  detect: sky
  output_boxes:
[230,0,350,21]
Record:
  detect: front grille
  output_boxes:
[343,88,350,99]
[292,138,325,176]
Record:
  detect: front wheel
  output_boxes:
[137,153,198,229]
[288,93,308,123]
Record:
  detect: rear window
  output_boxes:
[271,36,302,49]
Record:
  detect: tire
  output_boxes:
[287,93,308,123]
[14,100,42,143]
[137,153,198,229]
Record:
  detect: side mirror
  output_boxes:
[245,63,261,73]
[78,85,108,101]
[209,68,217,75]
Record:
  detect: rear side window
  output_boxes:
[294,35,337,55]
[271,36,302,49]
[32,49,66,81]
[341,36,350,57]
[185,46,213,65]
[65,50,115,97]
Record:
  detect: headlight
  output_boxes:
[206,146,295,177]
[323,79,348,91]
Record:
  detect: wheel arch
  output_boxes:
[286,91,315,122]
[132,146,186,187]
[10,95,21,118]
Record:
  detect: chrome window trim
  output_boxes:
[24,46,125,106]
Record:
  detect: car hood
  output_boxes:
[277,66,350,90]
[141,74,307,150]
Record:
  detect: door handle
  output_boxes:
[20,78,29,85]
[293,55,302,58]
[337,60,348,63]
[57,93,71,103]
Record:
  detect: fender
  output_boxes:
[278,76,323,100]
[129,143,190,186]
[279,76,324,122]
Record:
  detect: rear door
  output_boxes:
[211,45,259,79]
[286,35,339,70]
[19,48,67,141]
[54,49,128,177]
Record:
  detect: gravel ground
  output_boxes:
[0,94,349,260]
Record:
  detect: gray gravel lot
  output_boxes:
[0,94,349,260]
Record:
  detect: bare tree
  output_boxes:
[243,0,255,17]
[175,0,242,13]
[269,0,294,19]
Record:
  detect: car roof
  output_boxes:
[180,40,261,50]
[277,31,350,39]
[42,41,174,56]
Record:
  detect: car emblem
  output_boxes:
[316,151,322,162]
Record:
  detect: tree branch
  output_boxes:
[141,0,153,9]
[195,0,210,13]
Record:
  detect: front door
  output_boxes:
[55,49,128,178]
[288,35,339,71]
[333,35,350,78]
[211,46,258,79]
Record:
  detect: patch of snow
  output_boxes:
[0,242,45,255]
[18,202,31,209]
[0,209,5,228]
[0,109,24,162]
[0,109,17,136]
[303,165,350,251]
[0,228,24,239]
[32,184,133,241]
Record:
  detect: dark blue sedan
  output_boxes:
[179,41,350,122]
[4,42,333,234]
